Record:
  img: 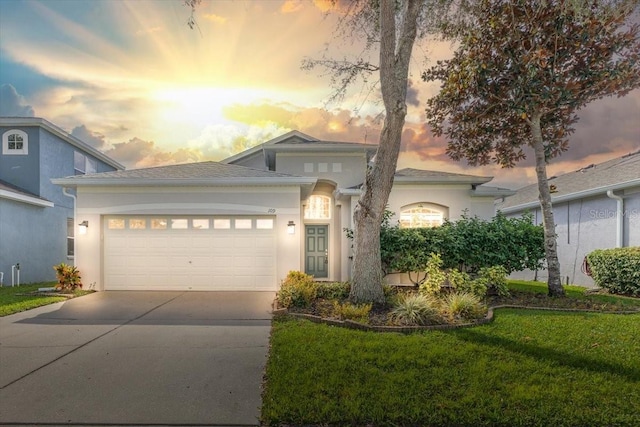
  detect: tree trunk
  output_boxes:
[530,110,565,297]
[350,0,422,304]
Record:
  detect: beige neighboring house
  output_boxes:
[53,130,512,291]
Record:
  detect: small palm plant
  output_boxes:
[53,263,83,292]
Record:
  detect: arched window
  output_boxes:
[2,129,28,155]
[399,203,447,228]
[304,195,331,220]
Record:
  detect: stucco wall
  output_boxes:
[0,126,41,195]
[0,198,68,284]
[75,185,303,290]
[276,153,367,189]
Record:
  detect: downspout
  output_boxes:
[606,190,624,248]
[62,187,77,266]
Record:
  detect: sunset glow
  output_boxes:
[0,0,637,188]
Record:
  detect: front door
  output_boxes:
[305,225,328,278]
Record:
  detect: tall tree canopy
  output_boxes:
[424,0,640,296]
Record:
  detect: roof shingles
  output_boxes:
[500,150,640,209]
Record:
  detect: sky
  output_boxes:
[0,0,638,190]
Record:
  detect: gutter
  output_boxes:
[51,176,319,187]
[500,178,640,214]
[606,190,624,247]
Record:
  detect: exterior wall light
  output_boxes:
[287,221,296,235]
[79,220,89,235]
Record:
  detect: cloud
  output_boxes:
[281,1,304,14]
[71,124,108,150]
[202,13,228,24]
[0,84,35,117]
[104,137,202,169]
[135,26,163,36]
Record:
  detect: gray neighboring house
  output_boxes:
[497,150,640,287]
[0,117,123,285]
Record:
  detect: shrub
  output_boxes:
[316,281,350,300]
[586,247,640,296]
[440,291,487,321]
[53,263,83,291]
[446,269,487,297]
[277,271,317,308]
[478,265,509,296]
[420,253,446,295]
[332,301,372,324]
[390,294,441,326]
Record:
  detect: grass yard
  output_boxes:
[262,281,640,426]
[0,283,84,316]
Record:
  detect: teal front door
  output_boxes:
[305,225,328,278]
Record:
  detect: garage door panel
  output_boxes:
[104,216,277,291]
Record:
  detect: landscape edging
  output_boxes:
[272,302,640,333]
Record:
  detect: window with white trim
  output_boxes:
[304,195,331,220]
[67,218,74,257]
[74,151,97,175]
[2,129,28,155]
[399,204,446,228]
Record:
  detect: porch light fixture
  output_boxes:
[79,220,89,235]
[287,221,296,235]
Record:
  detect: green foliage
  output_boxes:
[277,271,317,308]
[440,291,487,321]
[316,281,350,300]
[0,283,65,316]
[419,253,446,294]
[448,268,488,297]
[263,310,640,425]
[478,265,509,296]
[586,247,640,296]
[53,263,83,291]
[332,301,372,324]
[390,293,442,326]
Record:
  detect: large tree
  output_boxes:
[424,0,640,296]
[304,1,435,303]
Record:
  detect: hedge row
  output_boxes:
[348,212,546,284]
[586,247,640,296]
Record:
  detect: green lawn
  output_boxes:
[0,283,69,316]
[262,281,640,426]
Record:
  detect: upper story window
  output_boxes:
[399,203,447,228]
[74,151,97,175]
[2,129,28,155]
[304,195,331,220]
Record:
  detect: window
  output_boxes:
[318,163,328,172]
[192,219,209,229]
[67,218,74,257]
[213,219,231,229]
[151,219,168,229]
[304,163,314,173]
[399,204,446,228]
[2,130,28,155]
[332,163,342,172]
[74,151,97,175]
[235,218,252,229]
[304,195,331,220]
[129,218,146,229]
[171,219,188,229]
[256,219,274,229]
[108,218,125,229]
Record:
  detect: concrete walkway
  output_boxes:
[0,291,274,426]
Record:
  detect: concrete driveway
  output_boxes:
[0,291,274,426]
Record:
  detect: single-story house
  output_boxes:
[53,130,513,291]
[496,150,640,287]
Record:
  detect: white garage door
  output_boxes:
[103,216,277,291]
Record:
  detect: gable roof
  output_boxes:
[394,168,493,185]
[500,150,640,212]
[0,179,54,207]
[0,117,124,170]
[222,130,378,167]
[52,161,317,188]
